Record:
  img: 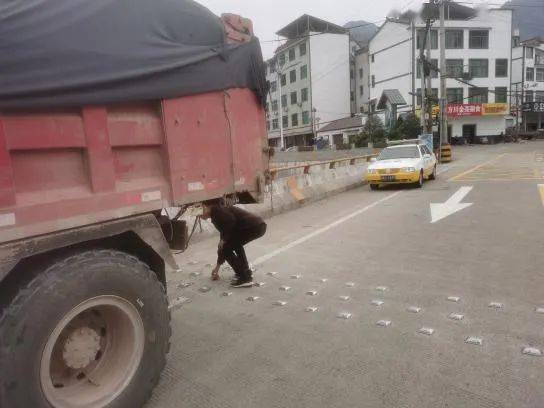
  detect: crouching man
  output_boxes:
[201,200,267,287]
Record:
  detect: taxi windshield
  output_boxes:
[378,146,420,160]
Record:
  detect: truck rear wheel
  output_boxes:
[0,250,171,408]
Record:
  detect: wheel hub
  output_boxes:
[62,327,101,370]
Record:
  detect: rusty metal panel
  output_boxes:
[162,91,235,205]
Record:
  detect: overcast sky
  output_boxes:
[198,0,429,58]
[198,0,506,58]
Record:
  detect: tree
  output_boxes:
[350,115,386,148]
[387,113,421,141]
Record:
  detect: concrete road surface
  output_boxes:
[147,141,544,408]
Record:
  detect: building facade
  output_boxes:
[511,37,544,131]
[368,3,513,143]
[265,15,352,148]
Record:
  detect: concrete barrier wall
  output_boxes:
[177,162,368,242]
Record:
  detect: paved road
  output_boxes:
[148,142,544,408]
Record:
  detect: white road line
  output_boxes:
[253,192,401,266]
[254,165,450,266]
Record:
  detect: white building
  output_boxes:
[354,46,371,114]
[511,36,544,131]
[368,2,513,143]
[265,15,352,148]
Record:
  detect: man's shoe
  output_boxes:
[231,277,253,288]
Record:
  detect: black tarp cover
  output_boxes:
[0,0,267,109]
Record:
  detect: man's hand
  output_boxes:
[218,239,225,251]
[211,264,220,281]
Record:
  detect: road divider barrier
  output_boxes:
[178,154,377,241]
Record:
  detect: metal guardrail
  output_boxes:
[270,153,378,180]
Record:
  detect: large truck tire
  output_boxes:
[0,249,171,408]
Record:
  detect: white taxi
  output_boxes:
[365,144,437,190]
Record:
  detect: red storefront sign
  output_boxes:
[446,103,483,117]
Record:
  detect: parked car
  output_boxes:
[365,144,437,190]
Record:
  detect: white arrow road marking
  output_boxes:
[430,186,473,224]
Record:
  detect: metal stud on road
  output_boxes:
[306,306,319,312]
[535,307,544,314]
[279,286,291,292]
[306,290,318,296]
[407,306,421,313]
[290,274,302,280]
[448,313,464,321]
[447,296,460,303]
[339,295,350,301]
[371,300,384,306]
[376,286,388,292]
[488,302,503,309]
[273,301,287,306]
[522,347,542,357]
[418,327,434,336]
[320,278,329,283]
[376,320,391,327]
[246,296,260,302]
[345,282,355,288]
[177,282,194,289]
[465,336,483,346]
[254,282,266,287]
[266,272,278,276]
[189,272,201,277]
[199,286,211,293]
[337,312,352,319]
[221,292,233,297]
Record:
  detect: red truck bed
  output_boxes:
[0,88,268,243]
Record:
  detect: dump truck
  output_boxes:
[0,1,269,407]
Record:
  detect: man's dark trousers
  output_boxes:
[222,223,267,280]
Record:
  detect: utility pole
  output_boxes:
[438,0,448,148]
[277,68,285,150]
[425,20,433,134]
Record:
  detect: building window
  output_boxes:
[495,59,508,78]
[469,59,488,78]
[281,94,287,107]
[266,121,270,131]
[289,69,296,83]
[291,113,298,127]
[446,88,463,103]
[526,67,535,81]
[371,75,375,88]
[350,69,354,80]
[536,67,544,82]
[536,49,544,65]
[359,68,363,78]
[416,29,438,49]
[417,58,438,78]
[525,90,533,102]
[271,100,278,111]
[278,53,285,66]
[495,87,507,103]
[282,115,288,128]
[468,87,488,103]
[272,118,278,129]
[301,87,308,102]
[469,30,489,49]
[288,48,295,61]
[445,30,463,49]
[416,88,438,106]
[371,54,375,63]
[302,111,310,125]
[290,91,297,105]
[300,65,308,80]
[270,62,276,74]
[536,91,544,102]
[359,85,364,96]
[445,59,464,78]
[280,74,286,86]
[299,43,307,56]
[270,81,277,92]
[526,47,534,59]
[350,91,355,102]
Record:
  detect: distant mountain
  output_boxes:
[503,0,544,41]
[343,20,379,46]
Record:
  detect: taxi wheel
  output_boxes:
[416,171,424,188]
[429,165,437,180]
[370,184,379,190]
